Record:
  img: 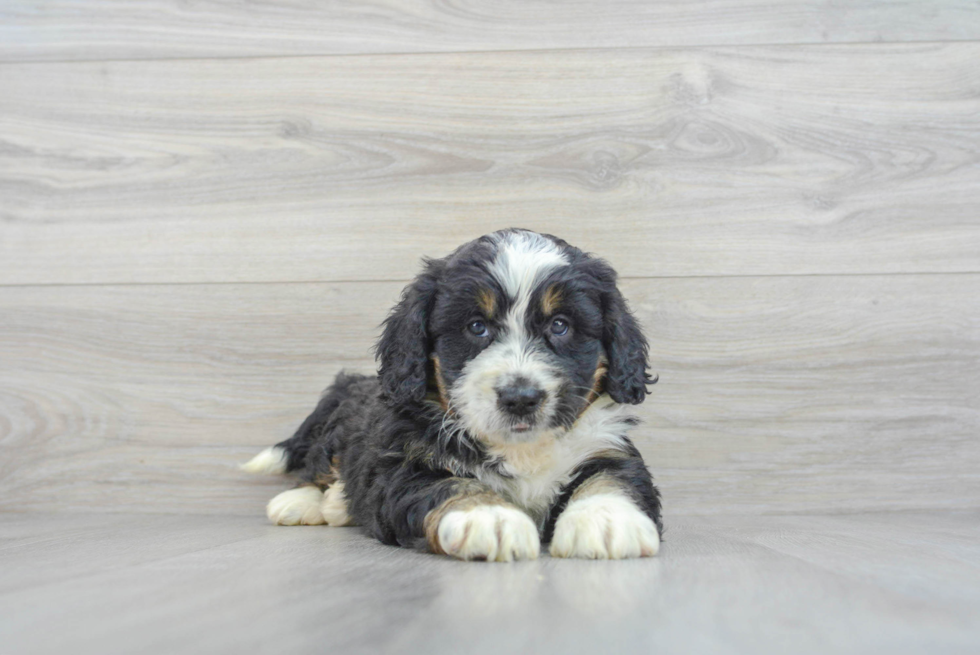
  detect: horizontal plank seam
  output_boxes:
[1,506,977,519]
[1,38,979,67]
[1,269,979,289]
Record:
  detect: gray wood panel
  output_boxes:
[2,43,979,285]
[1,511,977,654]
[2,1,979,62]
[1,275,977,517]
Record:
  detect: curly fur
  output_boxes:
[244,229,663,560]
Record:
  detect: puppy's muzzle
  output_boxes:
[496,380,545,419]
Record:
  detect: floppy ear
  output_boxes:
[587,259,654,405]
[376,258,444,406]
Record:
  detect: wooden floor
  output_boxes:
[2,510,978,655]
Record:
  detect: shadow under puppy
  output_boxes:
[243,229,662,561]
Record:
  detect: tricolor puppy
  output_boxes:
[243,229,662,561]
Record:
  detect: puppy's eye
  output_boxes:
[467,320,490,338]
[550,318,570,337]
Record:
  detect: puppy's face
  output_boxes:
[377,229,652,444]
[429,232,604,443]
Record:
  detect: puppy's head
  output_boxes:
[377,229,653,443]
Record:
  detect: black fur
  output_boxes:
[559,247,655,405]
[376,257,446,406]
[264,229,663,554]
[542,438,663,543]
[276,372,493,547]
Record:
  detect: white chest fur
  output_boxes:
[473,397,637,526]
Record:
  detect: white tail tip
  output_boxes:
[240,446,288,475]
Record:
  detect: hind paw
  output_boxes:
[266,486,325,525]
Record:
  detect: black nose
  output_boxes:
[496,383,545,417]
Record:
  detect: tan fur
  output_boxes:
[477,288,496,318]
[569,471,633,502]
[541,285,563,315]
[580,360,608,413]
[430,355,451,411]
[311,469,339,488]
[586,447,632,461]
[470,399,635,523]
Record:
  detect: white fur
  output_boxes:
[240,446,288,475]
[549,492,660,559]
[488,231,568,303]
[266,486,325,525]
[450,231,569,443]
[320,482,354,526]
[450,335,564,444]
[475,398,635,525]
[437,505,540,562]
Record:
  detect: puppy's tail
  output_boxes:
[240,445,290,475]
[240,371,364,476]
[240,411,327,476]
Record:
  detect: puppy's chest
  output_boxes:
[474,426,625,526]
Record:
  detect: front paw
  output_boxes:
[549,494,660,559]
[437,505,540,562]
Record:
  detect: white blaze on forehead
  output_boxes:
[489,231,569,345]
[488,231,568,306]
[491,231,568,385]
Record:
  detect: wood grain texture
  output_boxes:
[2,1,979,62]
[1,511,978,654]
[1,275,977,516]
[2,43,979,285]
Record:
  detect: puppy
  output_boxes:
[243,229,662,561]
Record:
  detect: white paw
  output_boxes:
[266,487,325,525]
[549,494,660,559]
[438,505,540,562]
[320,482,355,527]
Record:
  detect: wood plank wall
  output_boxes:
[1,2,978,517]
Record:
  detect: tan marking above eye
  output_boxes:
[541,285,563,316]
[477,289,496,318]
